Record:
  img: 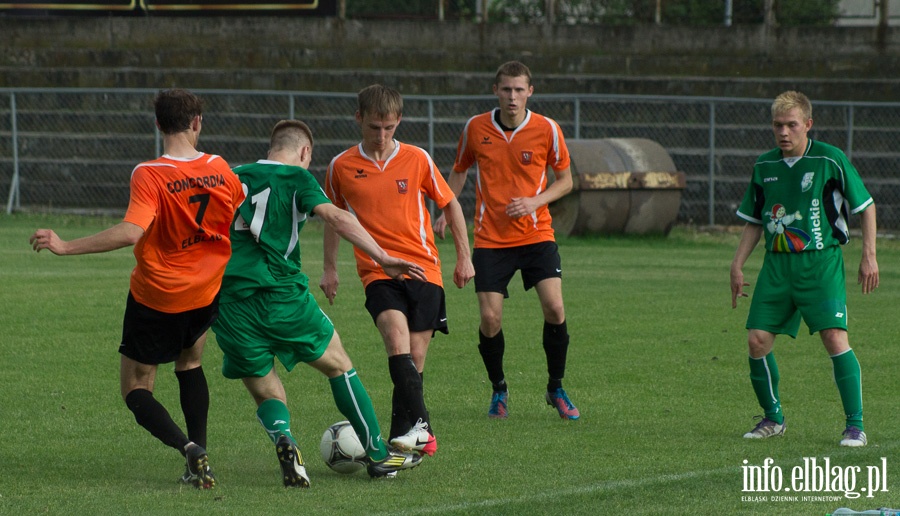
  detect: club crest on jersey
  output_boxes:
[521,151,533,165]
[396,179,409,194]
[801,172,814,192]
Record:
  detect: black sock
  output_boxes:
[176,366,209,450]
[478,329,506,391]
[543,320,569,392]
[125,388,189,453]
[390,386,411,440]
[420,372,433,434]
[388,354,429,432]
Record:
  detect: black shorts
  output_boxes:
[472,241,562,298]
[119,291,219,365]
[364,280,448,335]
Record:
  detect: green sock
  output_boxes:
[749,353,783,424]
[330,369,388,461]
[256,398,294,444]
[832,349,864,431]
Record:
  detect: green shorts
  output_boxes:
[212,287,334,379]
[747,245,848,338]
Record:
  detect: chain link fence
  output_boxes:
[3,88,900,229]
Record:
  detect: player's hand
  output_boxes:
[432,213,448,240]
[319,270,340,305]
[506,197,541,219]
[30,229,66,255]
[505,197,539,219]
[731,268,749,308]
[381,256,427,283]
[453,257,475,289]
[858,254,879,294]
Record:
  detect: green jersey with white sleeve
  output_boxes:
[736,139,873,253]
[220,160,331,304]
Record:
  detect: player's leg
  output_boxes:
[312,332,422,476]
[523,242,577,420]
[243,369,309,487]
[241,369,291,443]
[119,294,213,487]
[744,329,786,438]
[174,332,209,451]
[472,247,516,418]
[376,310,431,437]
[743,253,797,439]
[121,355,214,487]
[533,277,579,419]
[822,329,865,446]
[214,289,317,487]
[799,247,863,445]
[389,329,437,456]
[312,336,387,460]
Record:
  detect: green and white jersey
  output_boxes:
[736,139,873,253]
[220,160,331,303]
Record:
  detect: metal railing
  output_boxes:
[3,88,900,228]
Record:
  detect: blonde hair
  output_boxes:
[357,84,403,119]
[772,91,812,121]
[269,119,313,153]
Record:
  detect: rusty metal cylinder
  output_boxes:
[550,138,686,236]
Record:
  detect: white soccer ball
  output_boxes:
[320,420,367,474]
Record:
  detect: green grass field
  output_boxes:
[2,213,900,515]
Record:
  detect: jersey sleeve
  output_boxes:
[415,146,454,210]
[546,117,571,172]
[324,155,347,209]
[452,116,477,174]
[837,153,874,214]
[123,165,159,230]
[736,177,765,225]
[294,168,333,214]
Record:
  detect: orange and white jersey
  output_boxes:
[325,141,454,288]
[124,153,243,313]
[453,108,570,249]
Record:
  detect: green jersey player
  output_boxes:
[211,120,427,485]
[730,91,879,447]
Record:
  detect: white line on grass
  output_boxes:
[376,441,900,515]
[374,466,733,515]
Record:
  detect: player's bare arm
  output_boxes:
[857,204,879,294]
[441,197,475,288]
[319,223,342,305]
[434,169,469,239]
[30,221,144,255]
[730,223,763,308]
[315,204,427,299]
[505,166,573,218]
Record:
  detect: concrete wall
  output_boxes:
[1,16,898,100]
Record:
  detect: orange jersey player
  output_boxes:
[322,84,474,459]
[30,89,243,488]
[436,61,579,421]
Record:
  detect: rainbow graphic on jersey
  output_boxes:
[772,227,811,252]
[767,203,811,253]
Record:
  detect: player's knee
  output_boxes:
[747,333,774,358]
[541,303,565,324]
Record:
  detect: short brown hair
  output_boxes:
[154,88,203,135]
[772,91,812,121]
[495,61,532,86]
[270,119,314,153]
[357,84,403,119]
